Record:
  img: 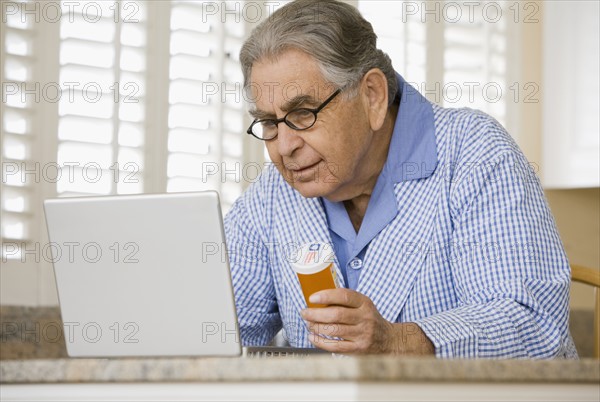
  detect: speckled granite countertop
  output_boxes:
[1,356,599,384]
[2,307,599,385]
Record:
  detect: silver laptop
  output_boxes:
[43,191,242,357]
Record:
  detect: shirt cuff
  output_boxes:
[414,310,479,358]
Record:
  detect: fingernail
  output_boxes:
[309,293,321,303]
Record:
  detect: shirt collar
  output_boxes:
[322,73,438,244]
[388,72,438,182]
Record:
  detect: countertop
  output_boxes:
[2,306,598,388]
[2,356,599,384]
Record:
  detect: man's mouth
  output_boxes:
[284,160,322,182]
[287,160,321,173]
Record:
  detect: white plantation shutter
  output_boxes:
[359,0,509,130]
[1,3,37,258]
[1,0,255,264]
[166,0,247,211]
[443,4,507,126]
[359,1,426,88]
[56,0,147,197]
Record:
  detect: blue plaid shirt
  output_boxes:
[224,74,577,358]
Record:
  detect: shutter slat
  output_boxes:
[2,13,37,249]
[56,0,147,197]
[166,0,246,207]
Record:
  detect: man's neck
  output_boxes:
[343,101,399,232]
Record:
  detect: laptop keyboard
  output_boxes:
[243,346,330,358]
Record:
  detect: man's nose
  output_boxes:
[276,123,304,157]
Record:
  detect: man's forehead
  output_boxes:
[248,49,335,106]
[248,79,334,103]
[250,48,321,82]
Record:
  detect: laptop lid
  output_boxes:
[43,191,241,357]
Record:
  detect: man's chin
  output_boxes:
[279,168,341,199]
[287,180,331,199]
[290,181,356,203]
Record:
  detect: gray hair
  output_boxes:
[240,0,398,104]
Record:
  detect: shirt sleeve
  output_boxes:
[224,181,282,346]
[415,116,573,358]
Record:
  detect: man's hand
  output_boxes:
[300,288,435,355]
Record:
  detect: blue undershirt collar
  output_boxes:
[321,73,438,289]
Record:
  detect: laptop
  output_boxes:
[44,191,327,358]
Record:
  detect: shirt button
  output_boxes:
[349,258,363,270]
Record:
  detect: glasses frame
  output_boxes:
[246,88,342,141]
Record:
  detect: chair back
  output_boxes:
[571,265,600,359]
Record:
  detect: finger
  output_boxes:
[308,333,357,354]
[309,288,364,308]
[305,321,359,338]
[301,305,360,325]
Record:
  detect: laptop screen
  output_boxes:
[44,192,241,357]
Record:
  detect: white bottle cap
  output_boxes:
[290,242,336,275]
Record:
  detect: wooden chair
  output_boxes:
[571,265,600,358]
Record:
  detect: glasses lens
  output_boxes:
[286,109,316,129]
[252,120,277,140]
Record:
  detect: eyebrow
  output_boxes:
[249,94,319,120]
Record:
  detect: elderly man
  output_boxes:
[224,0,577,358]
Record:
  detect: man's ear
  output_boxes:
[360,68,389,131]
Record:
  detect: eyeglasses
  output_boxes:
[246,88,342,141]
